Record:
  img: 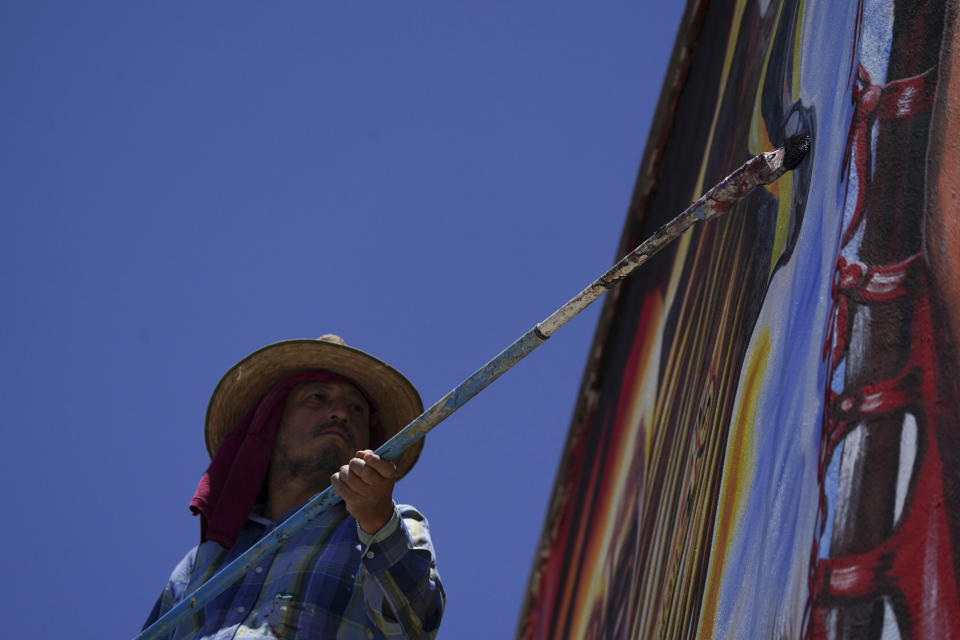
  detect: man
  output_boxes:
[144,335,445,639]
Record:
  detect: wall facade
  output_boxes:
[519,0,960,637]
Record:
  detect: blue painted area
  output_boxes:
[820,440,842,559]
[861,0,895,84]
[709,0,868,636]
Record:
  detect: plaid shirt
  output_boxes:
[144,503,444,639]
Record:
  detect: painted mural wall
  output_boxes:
[518,0,960,638]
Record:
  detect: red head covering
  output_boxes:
[189,370,382,549]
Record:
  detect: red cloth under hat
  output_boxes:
[190,370,382,549]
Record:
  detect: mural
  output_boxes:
[518,0,960,638]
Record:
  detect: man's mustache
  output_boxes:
[311,420,353,441]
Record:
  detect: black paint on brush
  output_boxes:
[783,134,811,170]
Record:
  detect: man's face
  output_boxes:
[270,380,372,490]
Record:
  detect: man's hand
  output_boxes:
[331,450,397,534]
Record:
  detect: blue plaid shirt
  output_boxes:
[144,502,444,639]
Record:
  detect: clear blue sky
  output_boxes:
[1,3,683,638]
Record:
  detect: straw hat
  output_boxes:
[204,335,425,479]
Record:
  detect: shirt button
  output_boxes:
[254,566,264,574]
[237,606,246,614]
[366,550,375,559]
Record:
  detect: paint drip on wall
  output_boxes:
[518,0,960,638]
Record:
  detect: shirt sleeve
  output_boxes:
[141,547,198,637]
[356,503,445,638]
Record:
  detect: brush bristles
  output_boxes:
[783,134,811,170]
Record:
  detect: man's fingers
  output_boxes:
[335,454,397,534]
[356,450,398,479]
[330,471,362,502]
[338,463,376,494]
[346,458,377,485]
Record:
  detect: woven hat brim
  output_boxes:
[204,339,425,479]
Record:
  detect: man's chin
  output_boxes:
[313,443,351,467]
[274,444,348,487]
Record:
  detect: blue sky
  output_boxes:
[1,3,683,638]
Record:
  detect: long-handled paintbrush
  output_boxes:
[136,134,810,640]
